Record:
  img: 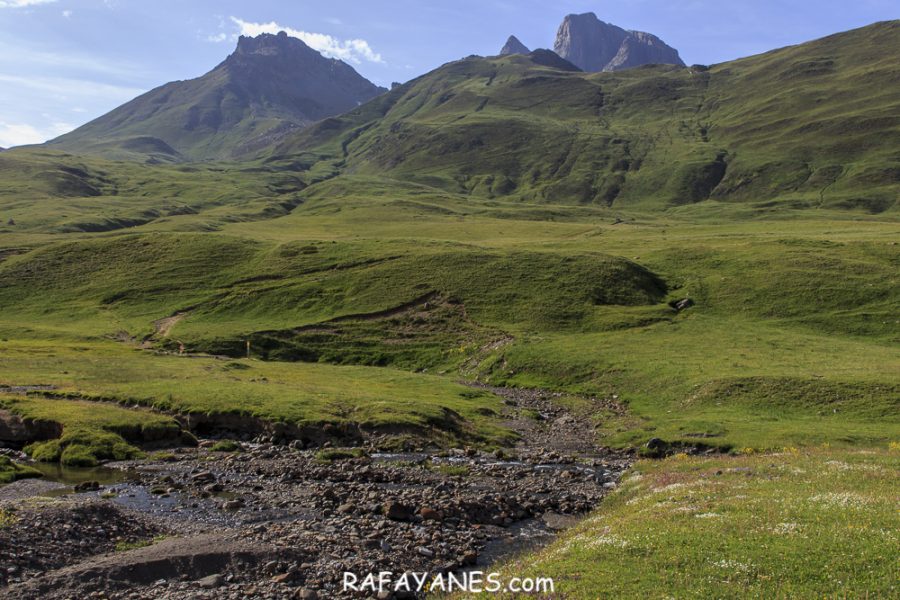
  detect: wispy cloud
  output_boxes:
[230,16,383,64]
[0,0,56,8]
[0,40,149,82]
[0,120,72,147]
[0,73,145,100]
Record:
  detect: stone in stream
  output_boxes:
[73,481,100,492]
[222,499,244,511]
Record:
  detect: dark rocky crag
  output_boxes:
[554,12,685,72]
[499,35,530,55]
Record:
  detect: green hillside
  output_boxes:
[273,21,900,212]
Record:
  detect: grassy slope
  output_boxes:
[484,447,900,599]
[0,149,306,235]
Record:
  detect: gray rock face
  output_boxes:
[554,12,684,72]
[499,35,530,55]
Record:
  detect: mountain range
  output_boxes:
[5,18,897,215]
[270,20,899,212]
[47,14,687,164]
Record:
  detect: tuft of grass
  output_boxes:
[0,508,19,528]
[314,447,368,462]
[114,535,167,552]
[209,439,242,453]
[431,464,470,477]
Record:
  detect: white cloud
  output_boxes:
[0,0,56,7]
[230,17,383,64]
[61,8,71,17]
[205,32,228,43]
[0,120,72,147]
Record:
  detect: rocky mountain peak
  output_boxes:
[554,12,684,72]
[233,31,310,57]
[500,35,530,55]
[46,32,386,161]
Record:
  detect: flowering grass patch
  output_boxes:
[488,447,899,598]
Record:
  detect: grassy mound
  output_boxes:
[0,233,666,346]
[0,394,182,467]
[26,429,142,467]
[0,341,515,449]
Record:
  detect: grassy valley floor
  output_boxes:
[0,170,897,598]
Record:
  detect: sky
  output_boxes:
[0,0,897,148]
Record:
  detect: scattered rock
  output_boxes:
[384,502,415,521]
[419,507,443,521]
[197,573,224,589]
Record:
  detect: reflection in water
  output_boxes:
[28,462,133,487]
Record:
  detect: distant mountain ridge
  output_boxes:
[554,12,684,71]
[271,21,899,213]
[47,32,386,162]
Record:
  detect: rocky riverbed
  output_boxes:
[0,387,632,599]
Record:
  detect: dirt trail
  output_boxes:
[152,312,188,338]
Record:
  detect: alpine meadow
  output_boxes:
[0,8,897,600]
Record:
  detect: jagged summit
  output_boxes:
[499,35,530,55]
[47,32,386,161]
[554,12,684,72]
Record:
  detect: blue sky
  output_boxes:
[0,0,896,147]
